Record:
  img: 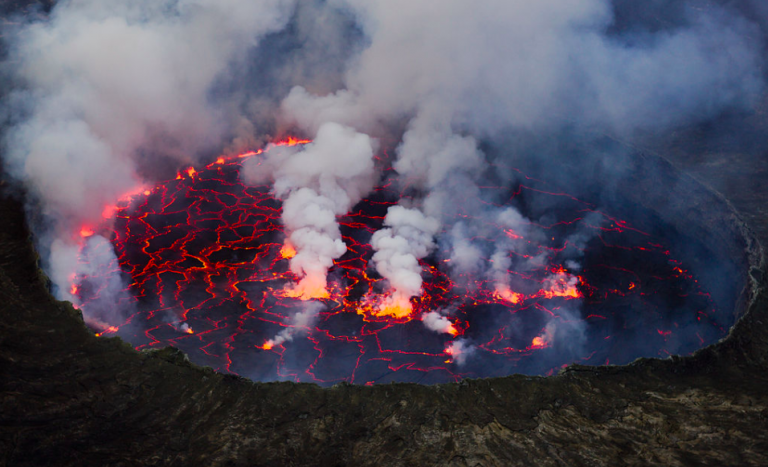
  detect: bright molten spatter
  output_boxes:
[70,140,726,385]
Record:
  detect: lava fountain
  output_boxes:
[68,139,729,385]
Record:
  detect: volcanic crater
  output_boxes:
[68,138,748,386]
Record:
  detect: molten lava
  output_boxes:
[493,286,524,305]
[68,139,726,385]
[366,293,414,320]
[280,277,331,300]
[280,242,297,259]
[531,336,547,348]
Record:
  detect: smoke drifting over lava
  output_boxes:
[0,0,764,384]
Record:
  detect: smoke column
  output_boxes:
[241,122,375,299]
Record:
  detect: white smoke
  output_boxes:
[447,223,484,281]
[445,339,475,366]
[565,260,582,272]
[280,0,763,303]
[51,234,131,329]
[4,0,297,326]
[306,0,762,135]
[8,0,296,224]
[422,310,456,335]
[488,207,545,293]
[242,122,376,298]
[265,301,324,348]
[370,205,439,310]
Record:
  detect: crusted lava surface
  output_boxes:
[66,142,729,386]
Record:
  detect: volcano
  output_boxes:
[68,139,733,386]
[3,1,768,464]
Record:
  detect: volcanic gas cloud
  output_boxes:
[1,1,764,384]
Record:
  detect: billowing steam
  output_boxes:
[370,206,440,317]
[280,0,764,333]
[0,0,764,378]
[241,122,375,299]
[422,310,458,336]
[446,339,475,366]
[263,301,325,350]
[2,0,298,323]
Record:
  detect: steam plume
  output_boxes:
[283,0,763,306]
[264,301,324,349]
[242,122,375,298]
[3,0,297,326]
[370,206,439,316]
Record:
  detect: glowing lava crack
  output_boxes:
[69,140,726,385]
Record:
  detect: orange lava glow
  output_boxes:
[102,204,116,219]
[538,288,581,300]
[79,227,94,238]
[280,242,297,259]
[95,326,118,337]
[102,186,149,219]
[280,276,330,300]
[261,342,274,350]
[536,269,582,300]
[531,336,547,348]
[538,281,581,300]
[282,136,312,146]
[367,294,414,319]
[494,286,523,304]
